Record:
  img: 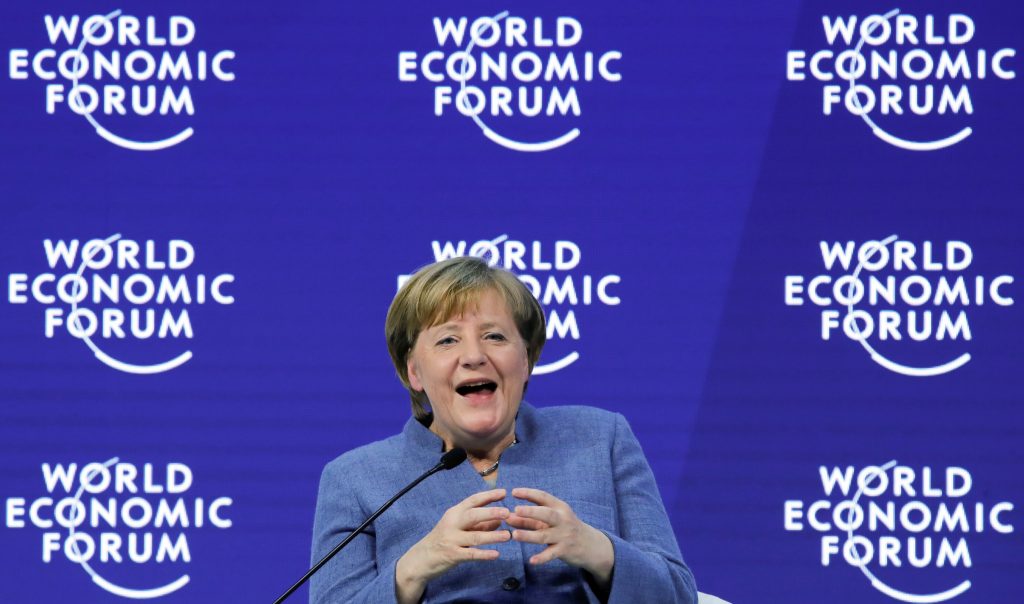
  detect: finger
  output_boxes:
[511,528,552,545]
[457,489,507,510]
[459,506,509,528]
[513,504,559,526]
[512,487,563,508]
[529,545,559,565]
[505,514,548,531]
[468,519,503,532]
[461,547,501,561]
[459,528,512,547]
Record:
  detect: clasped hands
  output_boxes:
[395,488,613,601]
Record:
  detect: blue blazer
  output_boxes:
[310,403,697,603]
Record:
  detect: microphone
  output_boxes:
[273,448,468,604]
[439,447,467,470]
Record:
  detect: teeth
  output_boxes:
[456,380,496,396]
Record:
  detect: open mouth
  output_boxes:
[455,381,498,396]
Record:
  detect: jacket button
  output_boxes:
[501,577,520,591]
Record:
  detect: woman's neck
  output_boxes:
[433,426,516,473]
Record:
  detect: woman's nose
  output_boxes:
[460,341,487,368]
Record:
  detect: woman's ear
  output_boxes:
[407,356,423,391]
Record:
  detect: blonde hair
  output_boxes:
[386,256,546,419]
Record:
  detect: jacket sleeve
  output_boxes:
[309,457,400,604]
[603,413,698,604]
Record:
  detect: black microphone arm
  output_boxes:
[273,448,468,604]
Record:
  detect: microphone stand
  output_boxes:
[273,449,467,604]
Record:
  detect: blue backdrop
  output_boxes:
[1,1,1021,602]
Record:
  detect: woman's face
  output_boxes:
[407,289,529,449]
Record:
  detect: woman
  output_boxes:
[311,257,697,603]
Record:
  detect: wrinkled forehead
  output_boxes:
[421,285,511,330]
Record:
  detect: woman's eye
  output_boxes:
[485,333,507,341]
[437,336,457,346]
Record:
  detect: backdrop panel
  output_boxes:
[1,1,1020,603]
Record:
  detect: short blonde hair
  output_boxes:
[386,257,546,419]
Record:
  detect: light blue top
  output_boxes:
[310,403,698,603]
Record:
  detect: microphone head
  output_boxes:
[440,448,467,470]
